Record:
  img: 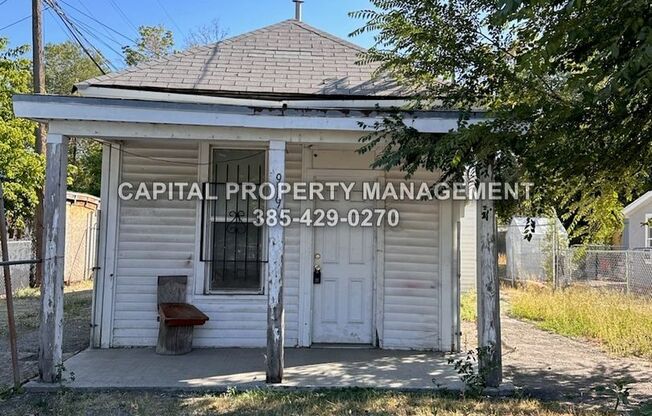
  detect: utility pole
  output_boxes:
[32,0,46,287]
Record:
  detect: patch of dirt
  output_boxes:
[0,286,92,389]
[461,307,652,405]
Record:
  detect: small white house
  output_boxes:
[14,18,484,383]
[623,191,652,249]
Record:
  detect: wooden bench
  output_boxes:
[156,276,209,355]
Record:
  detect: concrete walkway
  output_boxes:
[25,348,466,391]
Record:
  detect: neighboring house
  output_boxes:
[14,18,484,381]
[623,191,652,249]
[65,191,100,284]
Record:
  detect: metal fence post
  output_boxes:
[625,250,630,295]
[0,177,21,388]
[552,224,557,290]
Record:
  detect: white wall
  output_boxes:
[382,170,442,349]
[459,200,477,293]
[625,202,652,249]
[111,141,199,346]
[106,140,455,350]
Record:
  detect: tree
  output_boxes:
[352,0,652,243]
[123,25,174,66]
[0,39,44,236]
[184,18,228,49]
[67,140,102,196]
[45,41,105,95]
[44,41,104,197]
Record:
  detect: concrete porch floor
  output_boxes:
[25,348,465,391]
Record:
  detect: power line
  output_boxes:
[48,4,121,70]
[92,139,265,166]
[58,0,135,44]
[0,4,51,31]
[154,0,185,37]
[44,0,108,73]
[108,0,138,34]
[67,16,122,69]
[0,14,30,31]
[69,15,123,48]
[0,0,10,7]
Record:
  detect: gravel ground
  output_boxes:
[462,313,652,406]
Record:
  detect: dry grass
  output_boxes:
[461,291,477,322]
[0,390,615,416]
[506,285,652,359]
[0,280,93,336]
[11,279,94,299]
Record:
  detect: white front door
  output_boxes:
[312,194,375,344]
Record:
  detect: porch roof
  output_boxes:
[13,94,484,139]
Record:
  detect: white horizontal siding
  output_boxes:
[193,144,302,347]
[382,171,440,349]
[108,142,450,350]
[111,141,302,348]
[459,200,477,293]
[112,141,199,347]
[281,144,303,347]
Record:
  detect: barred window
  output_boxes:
[202,149,266,293]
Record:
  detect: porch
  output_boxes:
[12,93,502,387]
[24,348,464,391]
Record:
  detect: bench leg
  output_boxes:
[156,324,194,355]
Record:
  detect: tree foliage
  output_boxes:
[0,39,43,235]
[44,40,104,197]
[184,18,228,49]
[352,0,652,243]
[123,25,175,66]
[67,140,102,196]
[45,41,105,95]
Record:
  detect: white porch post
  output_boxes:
[39,133,68,382]
[476,162,502,387]
[266,140,285,383]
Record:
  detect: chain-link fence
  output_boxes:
[506,244,652,296]
[556,246,652,296]
[504,218,568,285]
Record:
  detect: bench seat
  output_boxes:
[158,303,209,327]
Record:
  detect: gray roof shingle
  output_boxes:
[76,19,411,98]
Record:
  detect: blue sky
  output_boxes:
[1,0,376,69]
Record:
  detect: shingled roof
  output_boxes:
[76,19,410,99]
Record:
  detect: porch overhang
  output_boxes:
[12,94,484,142]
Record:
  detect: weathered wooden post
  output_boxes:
[0,176,21,388]
[39,133,68,383]
[266,140,285,383]
[476,161,502,387]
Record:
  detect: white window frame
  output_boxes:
[203,145,268,295]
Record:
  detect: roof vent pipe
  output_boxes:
[293,0,304,21]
